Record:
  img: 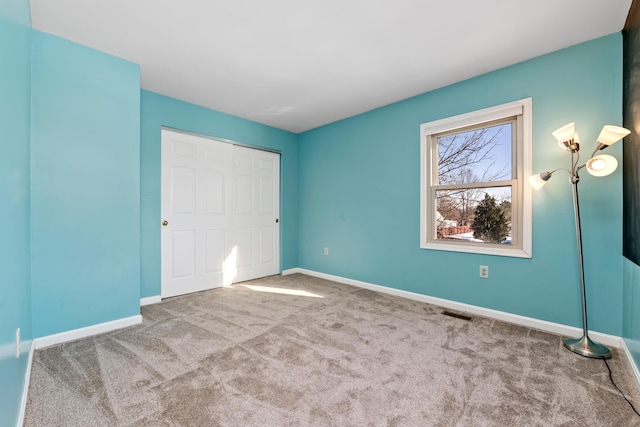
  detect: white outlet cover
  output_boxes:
[479,266,489,278]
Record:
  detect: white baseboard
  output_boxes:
[286,268,621,348]
[16,341,34,427]
[33,315,142,350]
[140,296,161,306]
[620,338,640,393]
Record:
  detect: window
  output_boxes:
[420,98,532,257]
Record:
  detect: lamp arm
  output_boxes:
[590,145,605,159]
[571,150,581,176]
[551,168,573,176]
[544,168,574,181]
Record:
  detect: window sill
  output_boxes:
[421,241,532,258]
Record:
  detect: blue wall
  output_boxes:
[30,31,141,337]
[298,34,624,336]
[0,1,31,425]
[140,91,299,298]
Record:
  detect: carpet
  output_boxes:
[25,273,640,426]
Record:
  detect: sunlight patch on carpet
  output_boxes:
[242,284,324,298]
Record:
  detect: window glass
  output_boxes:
[436,187,512,244]
[436,122,513,185]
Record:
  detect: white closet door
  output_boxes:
[161,130,280,298]
[232,145,280,282]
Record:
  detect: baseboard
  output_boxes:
[16,341,34,427]
[290,268,621,348]
[620,338,640,393]
[140,296,161,306]
[33,315,142,350]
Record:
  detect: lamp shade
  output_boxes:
[552,122,575,143]
[586,154,618,177]
[596,125,630,146]
[528,172,552,190]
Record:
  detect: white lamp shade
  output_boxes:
[558,131,579,150]
[586,154,618,177]
[528,173,549,190]
[552,122,576,143]
[596,125,630,146]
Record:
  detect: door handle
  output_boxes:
[275,218,279,223]
[162,220,168,226]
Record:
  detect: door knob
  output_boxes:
[162,220,168,226]
[275,218,279,223]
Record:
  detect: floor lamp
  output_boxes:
[529,122,630,359]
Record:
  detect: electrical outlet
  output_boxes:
[16,328,20,358]
[479,265,489,279]
[324,247,329,256]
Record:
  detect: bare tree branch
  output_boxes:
[437,126,509,185]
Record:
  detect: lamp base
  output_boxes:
[563,335,611,359]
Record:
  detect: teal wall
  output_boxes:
[0,0,29,26]
[0,1,31,425]
[624,257,640,367]
[30,31,141,337]
[140,91,299,298]
[298,34,624,336]
[0,1,32,425]
[0,0,32,426]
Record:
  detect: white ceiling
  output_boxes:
[30,0,632,133]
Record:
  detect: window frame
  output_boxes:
[420,98,532,258]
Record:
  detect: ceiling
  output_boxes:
[30,0,632,133]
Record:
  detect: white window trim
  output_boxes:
[420,98,532,258]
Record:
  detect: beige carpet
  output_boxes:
[25,273,640,426]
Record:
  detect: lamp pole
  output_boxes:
[564,170,611,359]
